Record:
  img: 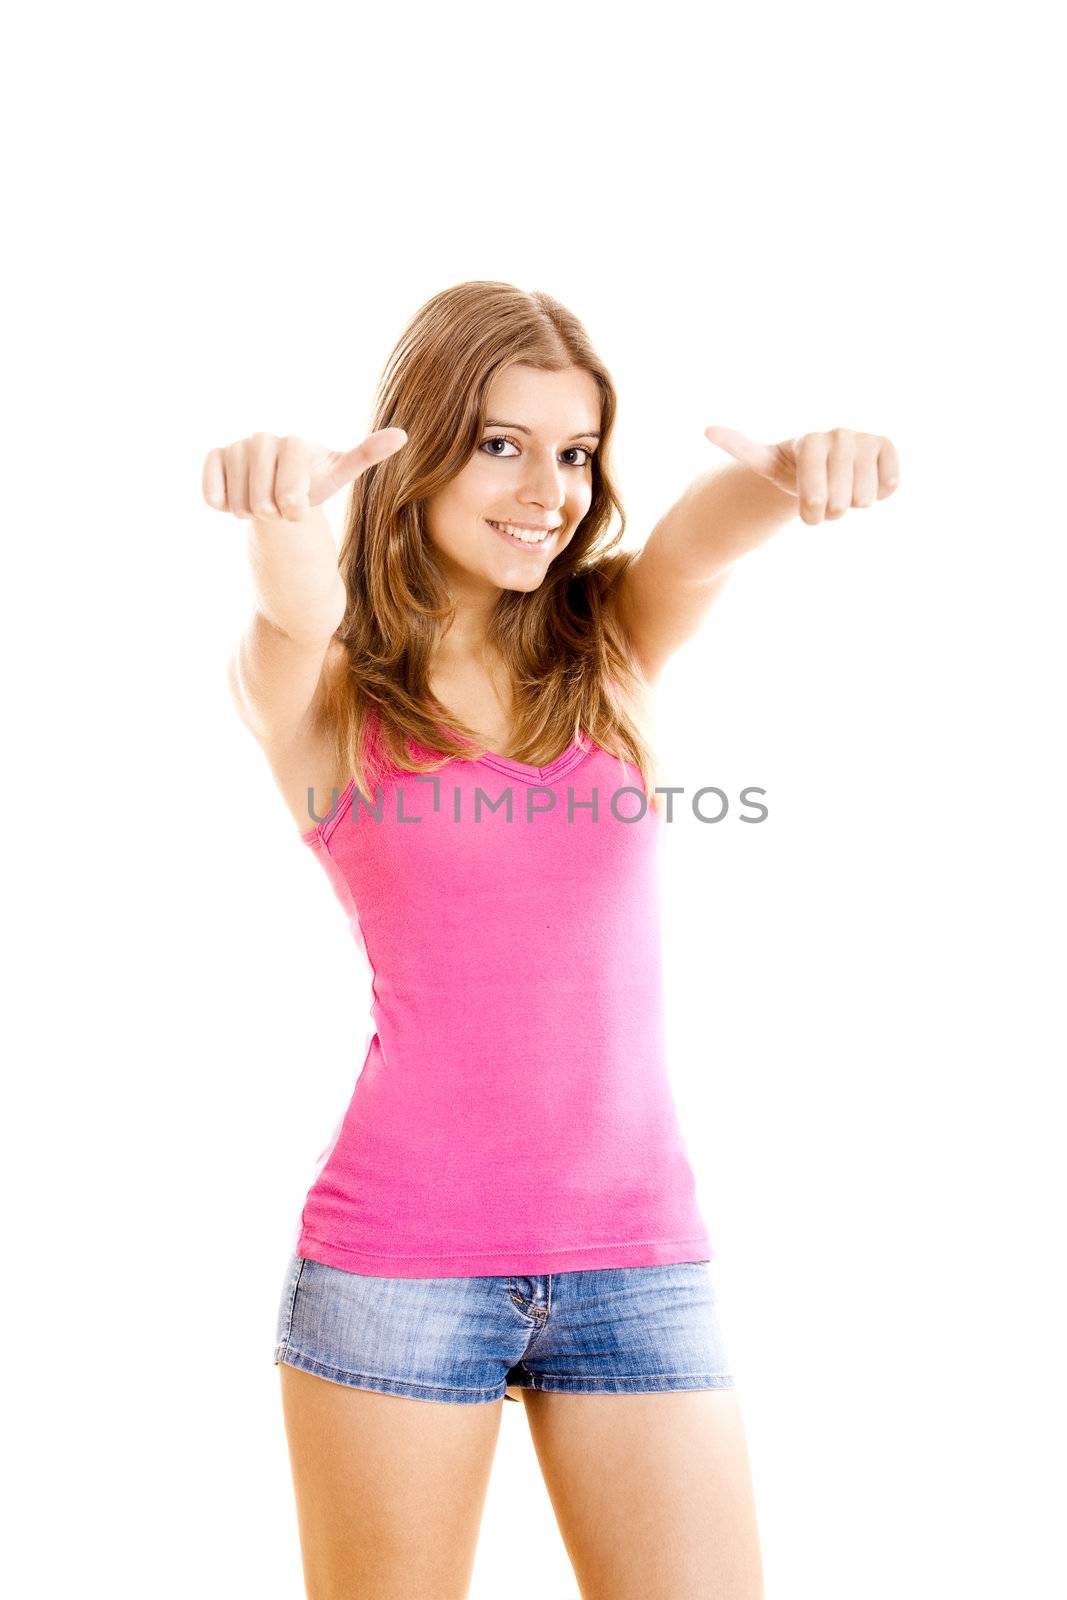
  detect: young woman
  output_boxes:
[204,280,899,1600]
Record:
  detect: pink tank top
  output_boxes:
[292,720,713,1277]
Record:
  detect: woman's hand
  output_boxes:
[703,425,901,526]
[201,427,409,521]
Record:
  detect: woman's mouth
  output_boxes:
[486,519,560,551]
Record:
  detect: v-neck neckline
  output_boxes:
[382,712,596,788]
[474,736,591,786]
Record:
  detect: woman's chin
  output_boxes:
[495,564,550,592]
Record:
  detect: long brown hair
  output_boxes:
[314,280,663,811]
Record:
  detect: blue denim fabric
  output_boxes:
[273,1253,734,1405]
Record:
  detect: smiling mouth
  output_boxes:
[486,519,561,549]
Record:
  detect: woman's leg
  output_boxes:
[522,1386,764,1600]
[278,1362,505,1600]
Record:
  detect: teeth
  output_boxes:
[490,520,553,544]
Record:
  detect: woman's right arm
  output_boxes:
[229,506,348,747]
[203,429,407,747]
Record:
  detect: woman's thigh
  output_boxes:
[522,1386,763,1600]
[272,1253,524,1598]
[507,1259,759,1597]
[278,1362,504,1600]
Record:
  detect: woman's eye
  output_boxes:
[481,435,593,467]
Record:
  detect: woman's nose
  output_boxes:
[520,454,566,507]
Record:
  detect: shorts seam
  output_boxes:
[524,1374,735,1392]
[276,1255,306,1362]
[275,1347,504,1402]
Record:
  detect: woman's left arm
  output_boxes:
[614,426,901,682]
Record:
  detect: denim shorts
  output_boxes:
[272,1252,735,1404]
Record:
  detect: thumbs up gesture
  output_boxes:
[704,425,901,526]
[202,427,409,521]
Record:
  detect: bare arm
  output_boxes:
[615,460,796,682]
[614,427,900,683]
[244,504,348,644]
[205,428,407,745]
[227,506,347,744]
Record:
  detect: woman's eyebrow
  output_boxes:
[485,419,601,441]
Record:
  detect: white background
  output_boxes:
[5,2,1064,1596]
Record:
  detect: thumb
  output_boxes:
[704,424,778,477]
[329,427,409,490]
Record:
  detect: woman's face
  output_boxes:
[423,362,602,596]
